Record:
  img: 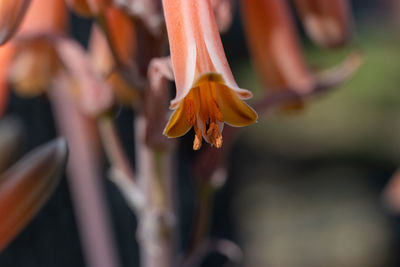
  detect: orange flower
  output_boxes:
[18,0,66,35]
[9,0,67,97]
[0,0,31,45]
[102,6,136,68]
[66,0,111,17]
[293,0,352,48]
[88,7,138,106]
[162,0,257,150]
[240,0,314,95]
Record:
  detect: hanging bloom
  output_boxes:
[240,0,314,96]
[293,0,352,48]
[88,6,138,107]
[162,0,257,150]
[102,6,136,68]
[0,0,31,45]
[65,0,111,17]
[9,0,67,97]
[17,0,66,35]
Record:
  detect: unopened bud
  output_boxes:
[293,0,352,49]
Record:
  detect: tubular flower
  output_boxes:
[9,0,67,97]
[240,0,314,95]
[65,0,111,17]
[293,0,352,48]
[0,0,31,45]
[103,6,136,68]
[88,8,138,107]
[18,0,66,35]
[162,0,257,150]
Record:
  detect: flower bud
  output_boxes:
[240,0,314,94]
[293,0,352,48]
[89,20,138,107]
[10,40,60,97]
[0,138,67,251]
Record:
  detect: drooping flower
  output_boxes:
[240,0,314,95]
[0,0,32,45]
[9,0,67,97]
[17,0,66,35]
[162,0,257,150]
[293,0,352,48]
[88,6,138,107]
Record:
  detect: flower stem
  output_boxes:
[135,113,177,267]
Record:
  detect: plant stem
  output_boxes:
[98,114,136,180]
[188,182,215,255]
[49,81,120,267]
[135,114,177,267]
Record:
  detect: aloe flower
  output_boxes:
[88,7,137,106]
[9,0,67,97]
[240,0,314,95]
[293,0,351,48]
[162,0,257,150]
[0,0,31,45]
[17,0,66,35]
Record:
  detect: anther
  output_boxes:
[185,99,196,125]
[193,126,202,150]
[207,122,222,148]
[211,99,224,122]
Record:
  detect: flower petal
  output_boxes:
[162,0,197,107]
[163,100,192,138]
[215,83,257,127]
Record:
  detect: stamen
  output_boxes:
[185,99,196,125]
[206,122,222,148]
[211,99,224,122]
[193,126,202,150]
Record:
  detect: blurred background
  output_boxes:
[1,0,400,266]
